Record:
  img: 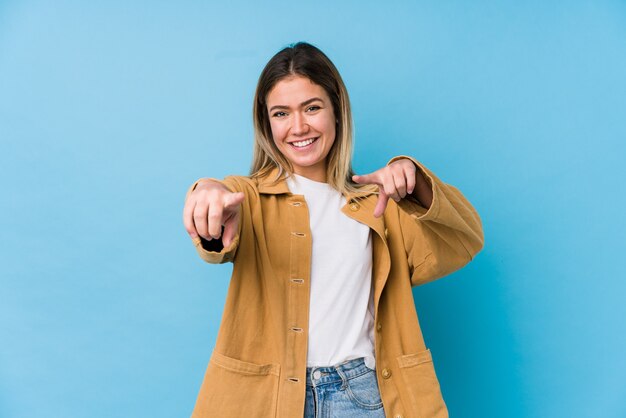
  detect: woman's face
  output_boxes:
[266,75,336,182]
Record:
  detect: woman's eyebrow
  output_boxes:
[269,97,324,112]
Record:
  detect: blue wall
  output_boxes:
[1,1,625,417]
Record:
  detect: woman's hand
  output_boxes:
[183,180,245,247]
[353,158,431,218]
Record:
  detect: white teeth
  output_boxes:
[292,138,317,147]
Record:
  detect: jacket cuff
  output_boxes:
[191,234,239,263]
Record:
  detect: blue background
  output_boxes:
[1,1,625,417]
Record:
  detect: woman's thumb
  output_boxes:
[222,216,238,247]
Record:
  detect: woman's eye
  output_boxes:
[273,111,287,118]
[306,106,320,112]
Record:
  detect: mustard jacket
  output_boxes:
[186,156,484,418]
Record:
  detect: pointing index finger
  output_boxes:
[352,172,380,185]
[223,192,245,208]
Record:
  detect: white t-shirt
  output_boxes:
[286,173,376,370]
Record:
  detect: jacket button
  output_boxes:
[376,322,382,332]
[381,368,391,379]
[394,415,403,418]
[384,228,389,238]
[349,202,360,211]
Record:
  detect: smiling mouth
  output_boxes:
[290,137,319,148]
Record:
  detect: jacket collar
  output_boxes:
[255,165,377,201]
[256,166,291,195]
[255,166,389,261]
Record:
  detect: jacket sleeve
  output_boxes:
[389,155,485,287]
[184,176,243,264]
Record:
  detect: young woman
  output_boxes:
[183,42,484,418]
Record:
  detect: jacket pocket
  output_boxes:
[191,352,280,418]
[396,349,448,418]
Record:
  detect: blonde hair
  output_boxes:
[250,42,377,198]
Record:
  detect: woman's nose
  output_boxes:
[291,112,309,135]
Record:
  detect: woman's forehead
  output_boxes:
[266,75,329,107]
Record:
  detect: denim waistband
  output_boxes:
[306,357,371,387]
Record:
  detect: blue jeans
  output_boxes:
[304,357,386,417]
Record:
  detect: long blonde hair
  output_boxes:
[250,42,377,198]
